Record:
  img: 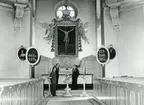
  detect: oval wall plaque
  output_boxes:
[108,46,116,60]
[17,46,27,61]
[96,46,110,65]
[26,47,40,66]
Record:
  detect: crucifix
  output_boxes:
[59,28,74,54]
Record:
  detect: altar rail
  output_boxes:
[0,78,43,105]
[93,77,144,105]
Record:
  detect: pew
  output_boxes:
[93,77,144,105]
[0,78,43,105]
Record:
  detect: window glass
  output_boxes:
[56,5,75,18]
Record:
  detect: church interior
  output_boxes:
[0,0,144,105]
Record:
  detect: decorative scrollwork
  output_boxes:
[77,19,94,51]
[77,19,94,44]
[38,19,56,44]
[38,19,57,51]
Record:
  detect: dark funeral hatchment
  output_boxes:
[109,47,116,59]
[18,48,26,60]
[27,48,38,63]
[98,48,109,63]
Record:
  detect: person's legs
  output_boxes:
[73,77,77,90]
[50,84,54,96]
[72,77,75,89]
[51,84,57,96]
[75,78,78,89]
[56,76,59,90]
[53,83,57,96]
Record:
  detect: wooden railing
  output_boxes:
[93,77,144,105]
[0,78,43,105]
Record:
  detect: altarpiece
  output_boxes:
[40,0,90,68]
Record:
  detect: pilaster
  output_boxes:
[110,5,120,32]
[105,0,121,32]
[14,3,27,35]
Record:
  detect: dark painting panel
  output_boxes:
[57,26,76,55]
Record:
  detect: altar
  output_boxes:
[58,74,93,84]
[42,73,93,90]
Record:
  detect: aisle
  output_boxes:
[39,96,103,105]
[47,97,93,105]
[37,89,105,105]
[37,95,105,105]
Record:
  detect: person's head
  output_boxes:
[73,64,78,69]
[53,68,56,72]
[51,18,56,23]
[55,63,60,68]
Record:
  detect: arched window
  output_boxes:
[56,5,76,19]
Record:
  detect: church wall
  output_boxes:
[104,9,119,77]
[0,5,30,78]
[104,5,144,77]
[118,6,144,77]
[35,56,52,78]
[73,0,97,59]
[35,0,55,58]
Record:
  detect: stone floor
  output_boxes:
[36,90,104,105]
[38,96,102,105]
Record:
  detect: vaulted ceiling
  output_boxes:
[105,0,144,8]
[1,0,144,5]
[0,0,144,8]
[0,0,29,5]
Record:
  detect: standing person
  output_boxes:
[72,65,80,89]
[55,63,60,90]
[50,66,57,96]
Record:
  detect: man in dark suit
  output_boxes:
[50,63,60,96]
[50,66,57,96]
[72,65,80,89]
[55,63,60,90]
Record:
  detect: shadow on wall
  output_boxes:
[80,55,102,78]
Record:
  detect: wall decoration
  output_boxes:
[26,47,40,66]
[108,45,116,60]
[17,45,27,61]
[96,46,110,65]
